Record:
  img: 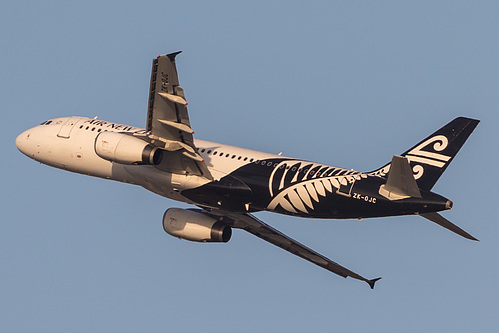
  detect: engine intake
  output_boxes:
[163,208,232,243]
[94,131,162,165]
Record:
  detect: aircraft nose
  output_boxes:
[16,129,35,158]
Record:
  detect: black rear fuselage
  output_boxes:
[182,157,451,219]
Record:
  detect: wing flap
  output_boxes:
[158,92,188,105]
[158,119,194,134]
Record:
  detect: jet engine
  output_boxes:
[94,131,162,165]
[163,208,232,243]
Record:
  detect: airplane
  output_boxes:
[16,52,479,289]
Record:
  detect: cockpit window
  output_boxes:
[40,120,53,125]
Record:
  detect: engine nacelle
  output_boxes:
[163,208,232,243]
[94,131,162,165]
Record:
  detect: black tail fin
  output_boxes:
[371,117,479,191]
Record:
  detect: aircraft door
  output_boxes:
[57,118,79,138]
[337,177,355,197]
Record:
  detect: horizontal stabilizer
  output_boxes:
[379,155,422,200]
[419,212,478,241]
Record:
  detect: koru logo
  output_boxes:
[405,135,451,179]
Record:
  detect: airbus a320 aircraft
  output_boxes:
[16,52,479,289]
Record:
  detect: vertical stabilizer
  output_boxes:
[372,117,479,191]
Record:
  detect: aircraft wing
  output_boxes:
[146,52,212,179]
[209,210,381,289]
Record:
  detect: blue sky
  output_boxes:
[2,1,498,332]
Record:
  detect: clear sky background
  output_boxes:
[2,1,498,332]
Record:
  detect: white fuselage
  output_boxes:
[16,116,285,204]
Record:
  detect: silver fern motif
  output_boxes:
[267,160,367,214]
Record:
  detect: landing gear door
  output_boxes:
[58,118,79,138]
